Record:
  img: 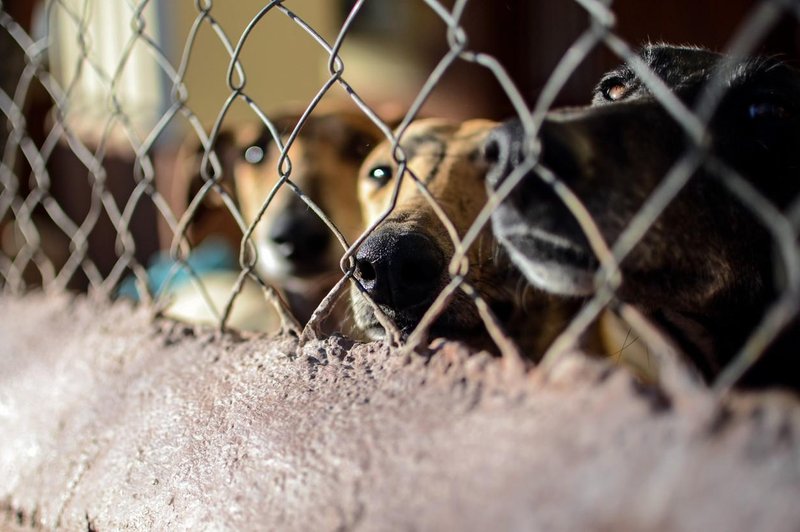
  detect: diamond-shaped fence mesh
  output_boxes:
[1,0,798,391]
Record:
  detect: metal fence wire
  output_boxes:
[1,0,799,391]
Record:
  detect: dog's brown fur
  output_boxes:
[351,119,581,353]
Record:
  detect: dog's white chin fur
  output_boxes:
[256,242,339,294]
[501,236,595,297]
[256,242,292,281]
[349,289,386,340]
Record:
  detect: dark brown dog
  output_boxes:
[486,44,800,389]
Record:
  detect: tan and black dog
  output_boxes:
[165,110,383,330]
[486,44,800,389]
[233,110,383,324]
[350,119,581,353]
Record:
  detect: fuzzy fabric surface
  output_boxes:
[0,294,798,531]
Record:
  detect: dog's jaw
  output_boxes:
[256,240,292,281]
[349,281,491,342]
[499,234,595,296]
[491,205,596,296]
[255,238,339,282]
[349,288,401,340]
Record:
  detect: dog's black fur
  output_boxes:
[486,44,800,389]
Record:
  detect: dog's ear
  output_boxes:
[373,102,409,131]
[175,129,242,246]
[305,112,384,164]
[342,122,385,163]
[188,130,238,208]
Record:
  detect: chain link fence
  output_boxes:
[1,0,798,391]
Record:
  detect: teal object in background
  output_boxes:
[116,238,238,301]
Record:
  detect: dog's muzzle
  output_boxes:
[353,227,446,323]
[483,117,600,295]
[262,205,331,278]
[484,119,528,192]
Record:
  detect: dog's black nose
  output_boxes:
[268,208,330,263]
[354,229,445,310]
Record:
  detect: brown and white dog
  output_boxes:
[350,119,581,353]
[233,111,383,325]
[165,110,383,331]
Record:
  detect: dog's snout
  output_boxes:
[268,209,330,263]
[482,132,502,167]
[534,119,587,191]
[484,118,588,209]
[354,230,445,310]
[484,121,526,190]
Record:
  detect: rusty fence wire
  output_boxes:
[0,0,798,392]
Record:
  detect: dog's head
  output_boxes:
[350,118,508,340]
[233,111,383,290]
[488,44,800,304]
[486,44,800,378]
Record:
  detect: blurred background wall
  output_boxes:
[170,1,339,127]
[3,0,800,290]
[44,0,800,134]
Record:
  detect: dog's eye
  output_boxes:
[244,145,265,165]
[748,101,788,120]
[602,82,628,102]
[368,165,393,186]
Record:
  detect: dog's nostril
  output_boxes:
[272,232,291,246]
[483,136,501,166]
[355,259,376,282]
[484,127,517,190]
